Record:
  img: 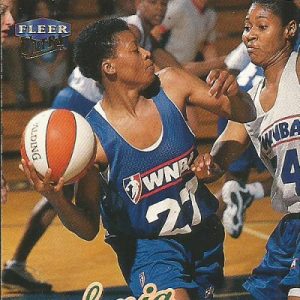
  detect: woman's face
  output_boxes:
[242,3,294,67]
[1,0,14,42]
[138,0,168,27]
[105,30,155,90]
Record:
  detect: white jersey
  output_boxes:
[245,52,300,213]
[68,67,103,103]
[162,0,217,64]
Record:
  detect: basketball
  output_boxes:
[20,109,96,184]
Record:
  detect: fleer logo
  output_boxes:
[15,18,71,59]
[123,173,143,204]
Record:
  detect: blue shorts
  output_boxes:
[52,86,95,117]
[106,215,224,299]
[243,213,300,299]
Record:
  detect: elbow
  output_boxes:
[229,105,257,123]
[77,223,100,241]
[227,92,257,123]
[241,106,257,123]
[248,106,257,122]
[82,232,97,241]
[240,93,257,123]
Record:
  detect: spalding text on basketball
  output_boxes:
[30,123,42,161]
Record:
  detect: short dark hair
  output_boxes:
[73,18,129,82]
[251,0,299,45]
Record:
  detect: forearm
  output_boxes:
[210,123,250,171]
[210,139,241,171]
[202,43,218,61]
[46,193,99,240]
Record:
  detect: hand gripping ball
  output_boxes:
[21,109,96,184]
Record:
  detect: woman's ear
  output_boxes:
[285,20,297,40]
[102,59,116,76]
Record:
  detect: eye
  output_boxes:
[130,48,139,54]
[244,25,251,32]
[259,25,268,30]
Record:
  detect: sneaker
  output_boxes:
[222,180,254,238]
[1,260,52,293]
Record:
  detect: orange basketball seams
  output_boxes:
[46,110,77,182]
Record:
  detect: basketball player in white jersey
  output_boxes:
[192,0,300,299]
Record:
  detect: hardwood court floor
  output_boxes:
[1,156,283,298]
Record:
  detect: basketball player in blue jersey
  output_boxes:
[2,1,187,291]
[1,67,102,292]
[20,18,256,299]
[192,0,300,298]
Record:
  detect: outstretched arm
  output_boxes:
[192,121,251,182]
[211,121,251,171]
[159,67,256,123]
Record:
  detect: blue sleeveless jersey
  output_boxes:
[86,89,218,238]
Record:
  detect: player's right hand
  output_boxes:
[206,69,239,98]
[191,153,224,183]
[19,159,65,197]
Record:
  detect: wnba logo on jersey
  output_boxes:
[123,148,195,204]
[123,173,143,204]
[259,116,300,154]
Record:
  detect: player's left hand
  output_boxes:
[191,153,223,182]
[206,69,239,98]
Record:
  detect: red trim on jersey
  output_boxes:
[261,114,300,135]
[141,146,195,177]
[271,137,300,149]
[140,170,193,200]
